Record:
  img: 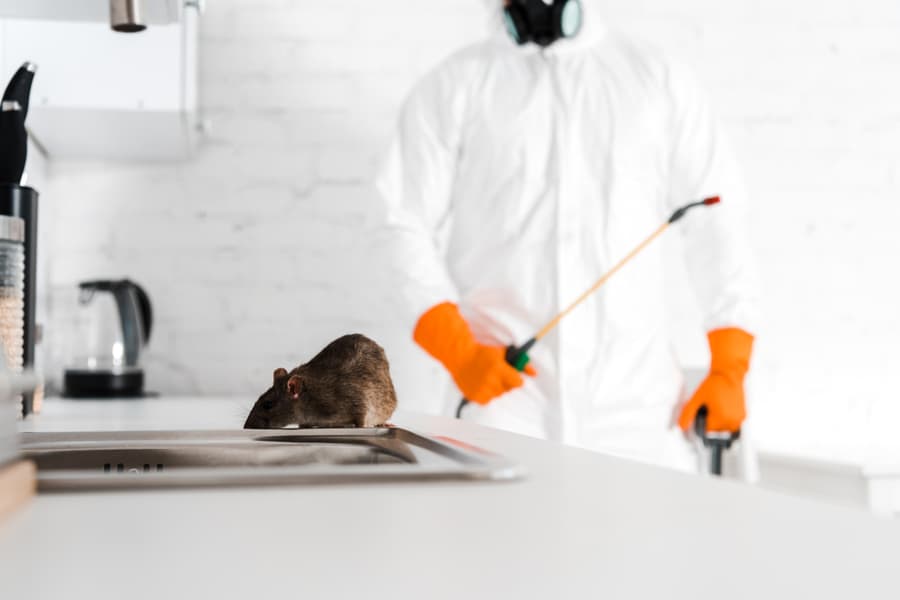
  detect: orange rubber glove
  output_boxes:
[413,302,536,406]
[678,328,754,434]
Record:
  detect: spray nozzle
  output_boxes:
[668,196,721,224]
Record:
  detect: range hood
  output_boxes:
[0,0,182,26]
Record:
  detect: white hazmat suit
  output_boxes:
[376,1,760,470]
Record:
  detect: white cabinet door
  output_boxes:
[0,0,181,25]
[2,18,184,111]
[0,13,199,160]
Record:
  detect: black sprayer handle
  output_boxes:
[694,406,740,476]
[455,339,536,419]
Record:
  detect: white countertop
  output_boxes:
[1,397,899,599]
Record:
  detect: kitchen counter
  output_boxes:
[1,397,899,599]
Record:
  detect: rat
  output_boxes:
[243,333,398,429]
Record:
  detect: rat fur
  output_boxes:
[244,334,397,429]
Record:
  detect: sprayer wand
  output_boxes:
[455,196,721,418]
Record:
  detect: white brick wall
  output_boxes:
[39,1,900,462]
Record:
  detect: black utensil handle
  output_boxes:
[3,63,36,120]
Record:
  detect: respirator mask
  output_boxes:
[503,0,583,47]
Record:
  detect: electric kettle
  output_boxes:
[63,279,152,398]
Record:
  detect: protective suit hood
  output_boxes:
[482,0,607,53]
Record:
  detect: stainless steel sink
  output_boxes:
[21,428,524,492]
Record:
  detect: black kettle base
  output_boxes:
[63,370,145,399]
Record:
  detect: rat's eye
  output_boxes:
[260,400,274,411]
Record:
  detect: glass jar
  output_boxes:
[0,216,25,389]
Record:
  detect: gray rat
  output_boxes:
[244,334,397,429]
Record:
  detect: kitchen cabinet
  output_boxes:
[0,0,183,26]
[0,2,199,160]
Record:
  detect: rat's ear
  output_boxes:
[273,368,288,382]
[286,375,302,400]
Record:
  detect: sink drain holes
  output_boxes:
[102,463,164,474]
[103,463,163,474]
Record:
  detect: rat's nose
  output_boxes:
[243,414,269,429]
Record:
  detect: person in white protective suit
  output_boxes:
[375,0,760,471]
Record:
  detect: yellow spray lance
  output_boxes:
[456,195,734,473]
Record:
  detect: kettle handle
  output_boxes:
[131,282,152,344]
[109,280,152,367]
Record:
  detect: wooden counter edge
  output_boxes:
[0,460,36,524]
